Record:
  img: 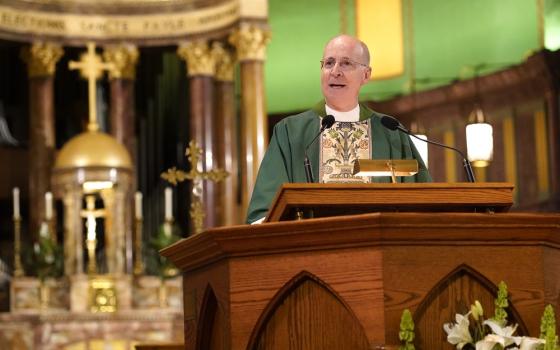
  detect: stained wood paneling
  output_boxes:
[252,278,370,350]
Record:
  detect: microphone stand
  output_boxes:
[405,131,476,183]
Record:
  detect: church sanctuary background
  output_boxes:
[0,0,559,349]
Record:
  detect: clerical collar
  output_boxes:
[325,104,360,122]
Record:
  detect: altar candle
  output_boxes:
[164,187,173,220]
[135,191,143,220]
[13,187,20,219]
[45,192,53,220]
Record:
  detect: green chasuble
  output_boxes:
[246,102,432,223]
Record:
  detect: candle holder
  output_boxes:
[133,217,144,275]
[48,218,57,244]
[86,238,97,275]
[13,217,24,277]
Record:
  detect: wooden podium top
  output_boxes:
[265,182,514,222]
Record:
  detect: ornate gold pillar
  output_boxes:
[177,41,219,230]
[103,45,139,162]
[212,42,240,225]
[20,43,64,236]
[62,189,83,276]
[229,24,271,214]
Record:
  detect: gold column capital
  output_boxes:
[102,45,139,80]
[211,42,235,82]
[228,24,271,62]
[177,41,216,77]
[20,42,64,78]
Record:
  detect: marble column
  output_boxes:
[20,43,64,237]
[211,42,239,225]
[229,24,271,215]
[103,45,139,163]
[177,41,219,230]
[103,45,139,274]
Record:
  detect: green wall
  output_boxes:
[265,0,549,114]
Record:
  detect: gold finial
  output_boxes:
[177,41,216,77]
[211,42,235,82]
[20,42,64,78]
[69,42,116,132]
[103,45,140,80]
[161,140,228,234]
[228,24,271,62]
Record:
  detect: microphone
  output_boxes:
[304,115,336,183]
[380,115,476,183]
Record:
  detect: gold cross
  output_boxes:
[69,42,115,132]
[161,140,229,234]
[80,195,106,240]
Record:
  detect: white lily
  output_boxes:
[475,334,505,350]
[444,313,473,349]
[483,319,519,347]
[517,337,545,350]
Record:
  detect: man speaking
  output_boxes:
[246,34,431,223]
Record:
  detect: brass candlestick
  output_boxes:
[13,217,24,277]
[133,218,144,275]
[86,238,97,275]
[48,218,57,244]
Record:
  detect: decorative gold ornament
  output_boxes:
[229,23,271,61]
[20,42,63,78]
[133,217,144,275]
[103,45,139,80]
[69,42,116,132]
[177,41,216,77]
[89,277,117,313]
[211,42,235,82]
[161,140,228,234]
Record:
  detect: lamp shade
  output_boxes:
[466,122,493,167]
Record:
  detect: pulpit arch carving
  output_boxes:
[413,264,528,349]
[246,270,370,350]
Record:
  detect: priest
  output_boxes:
[246,34,431,223]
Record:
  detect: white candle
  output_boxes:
[135,191,143,220]
[13,187,20,219]
[45,192,53,220]
[164,187,173,221]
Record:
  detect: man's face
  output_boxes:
[320,37,371,111]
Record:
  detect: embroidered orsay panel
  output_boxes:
[319,120,371,184]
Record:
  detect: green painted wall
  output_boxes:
[265,0,547,114]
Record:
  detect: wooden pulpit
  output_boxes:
[162,183,560,350]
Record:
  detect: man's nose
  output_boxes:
[330,62,343,76]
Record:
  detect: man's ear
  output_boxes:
[362,67,372,84]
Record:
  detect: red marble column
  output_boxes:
[103,45,139,273]
[229,24,271,217]
[103,45,139,163]
[212,42,239,226]
[177,41,218,230]
[20,43,63,236]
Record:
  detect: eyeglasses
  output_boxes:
[320,57,369,71]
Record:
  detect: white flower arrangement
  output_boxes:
[443,282,558,350]
[444,305,544,350]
